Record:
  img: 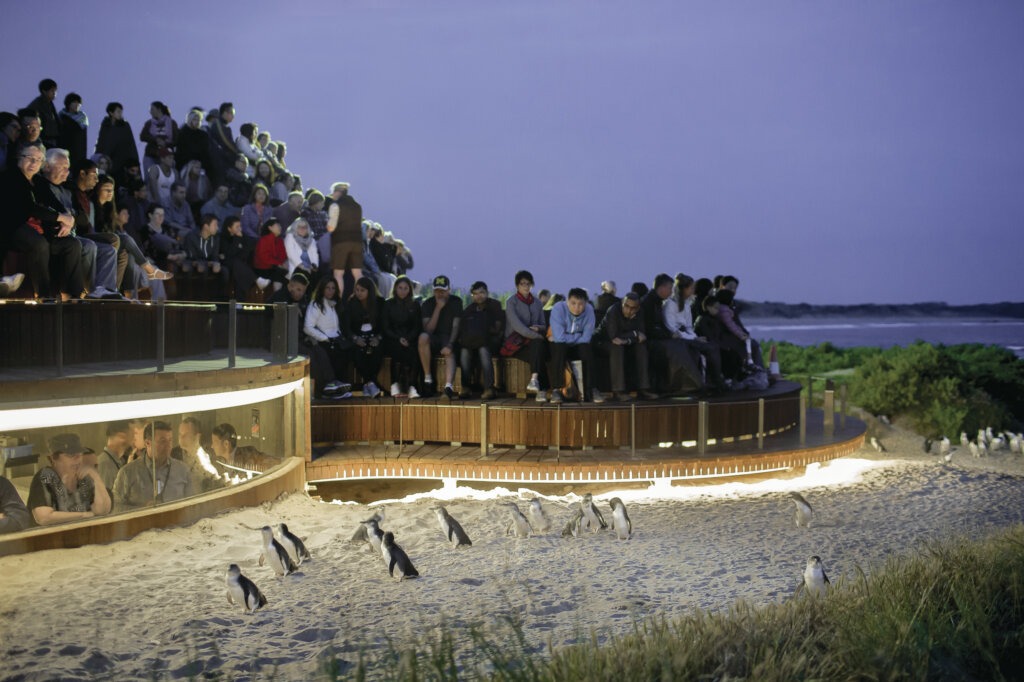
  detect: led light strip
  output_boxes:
[0,379,305,431]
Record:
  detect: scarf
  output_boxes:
[61,109,89,130]
[288,224,315,251]
[516,292,534,305]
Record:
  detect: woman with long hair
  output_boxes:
[381,275,422,397]
[304,278,349,386]
[93,175,171,290]
[240,183,272,239]
[344,276,385,398]
[139,100,178,174]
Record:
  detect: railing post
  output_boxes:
[840,384,848,430]
[227,299,237,368]
[824,389,835,438]
[799,394,806,446]
[480,403,488,456]
[698,401,707,455]
[807,375,813,409]
[631,402,636,458]
[156,300,165,372]
[55,299,64,377]
[399,401,404,455]
[271,303,287,363]
[758,398,765,450]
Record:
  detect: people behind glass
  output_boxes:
[209,423,277,475]
[112,421,193,510]
[27,433,111,526]
[97,420,131,494]
[0,475,31,534]
[173,417,223,492]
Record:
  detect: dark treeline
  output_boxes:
[740,300,1024,319]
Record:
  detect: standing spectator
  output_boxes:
[207,102,238,183]
[283,217,318,278]
[175,108,211,173]
[57,92,88,163]
[95,102,140,177]
[503,269,549,401]
[252,218,287,291]
[28,433,111,526]
[235,122,262,171]
[139,101,178,174]
[382,275,422,398]
[27,78,59,149]
[418,274,463,399]
[458,281,504,400]
[367,222,397,297]
[0,475,30,534]
[219,215,257,298]
[240,183,273,239]
[326,182,363,299]
[344,276,385,398]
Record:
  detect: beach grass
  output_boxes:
[331,524,1024,681]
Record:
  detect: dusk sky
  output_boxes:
[3,1,1022,305]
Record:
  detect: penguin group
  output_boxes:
[225,522,312,614]
[786,491,832,598]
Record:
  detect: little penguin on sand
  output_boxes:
[561,503,585,538]
[226,564,267,613]
[432,505,472,547]
[526,498,550,533]
[505,503,532,538]
[350,508,385,543]
[789,492,813,528]
[277,523,310,565]
[362,518,386,556]
[581,493,608,532]
[608,497,632,540]
[796,555,831,599]
[381,531,419,580]
[259,525,297,577]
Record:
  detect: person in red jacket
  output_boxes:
[252,217,287,292]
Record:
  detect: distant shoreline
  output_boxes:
[738,301,1024,319]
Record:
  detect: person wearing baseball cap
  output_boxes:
[417,274,462,398]
[26,433,111,526]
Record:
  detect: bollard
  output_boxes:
[227,300,237,368]
[156,300,165,372]
[824,389,835,438]
[799,394,806,445]
[758,398,765,449]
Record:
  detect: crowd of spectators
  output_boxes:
[1,79,417,302]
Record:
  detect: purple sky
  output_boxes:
[4,1,1022,305]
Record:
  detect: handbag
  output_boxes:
[500,332,528,357]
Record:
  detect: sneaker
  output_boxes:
[535,390,548,403]
[550,389,564,404]
[408,385,421,399]
[481,387,496,401]
[0,273,25,295]
[526,377,540,393]
[639,390,660,401]
[591,389,606,404]
[443,384,457,399]
[390,382,402,397]
[256,277,271,290]
[364,382,381,398]
[323,380,343,394]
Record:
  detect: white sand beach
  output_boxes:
[1,424,1023,681]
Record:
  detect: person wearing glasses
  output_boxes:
[592,292,658,402]
[503,269,550,402]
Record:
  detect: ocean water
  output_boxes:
[745,317,1024,358]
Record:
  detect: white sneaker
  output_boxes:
[535,390,547,403]
[0,273,25,294]
[390,382,402,397]
[526,377,540,393]
[256,277,270,290]
[408,386,421,399]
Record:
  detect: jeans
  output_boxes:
[460,345,495,389]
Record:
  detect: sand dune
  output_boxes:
[1,426,1022,680]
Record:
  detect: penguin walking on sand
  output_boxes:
[797,556,830,599]
[526,498,550,533]
[504,503,532,538]
[561,503,585,538]
[277,523,310,565]
[362,519,386,556]
[581,493,607,532]
[961,432,970,448]
[939,436,951,458]
[226,564,268,613]
[969,441,980,458]
[922,438,933,454]
[350,508,385,543]
[381,531,419,580]
[943,447,957,464]
[432,505,472,547]
[259,526,297,577]
[608,497,632,540]
[789,492,813,528]
[870,436,886,453]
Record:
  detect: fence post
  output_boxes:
[156,300,165,372]
[758,398,765,450]
[271,303,287,363]
[824,389,835,438]
[480,403,488,457]
[799,394,806,446]
[631,402,636,458]
[227,301,236,368]
[807,375,813,409]
[55,299,64,377]
[698,401,707,455]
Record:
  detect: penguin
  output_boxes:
[870,436,886,453]
[581,493,607,531]
[922,438,933,454]
[939,436,951,457]
[259,525,297,577]
[381,531,419,580]
[978,428,988,446]
[1010,434,1022,455]
[943,447,957,464]
[277,523,311,565]
[978,440,988,457]
[990,436,1005,452]
[985,426,995,443]
[504,503,532,538]
[969,441,980,458]
[797,555,830,599]
[349,508,385,543]
[432,505,472,547]
[789,492,813,528]
[362,519,386,556]
[526,498,550,533]
[960,432,970,448]
[561,503,585,538]
[226,564,268,614]
[608,497,632,540]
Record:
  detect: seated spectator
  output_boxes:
[630,281,649,298]
[344,276,385,398]
[594,280,619,324]
[57,92,87,163]
[503,269,549,402]
[593,292,656,401]
[28,433,111,525]
[0,475,31,534]
[458,280,504,400]
[112,421,193,510]
[253,218,287,291]
[537,288,552,308]
[273,190,304,232]
[27,78,59,149]
[0,111,21,169]
[142,203,186,269]
[253,159,276,193]
[94,101,140,178]
[16,108,45,157]
[304,277,352,395]
[175,108,211,173]
[547,287,601,403]
[274,140,289,171]
[641,273,704,395]
[367,221,397,297]
[236,122,262,171]
[418,274,462,399]
[182,214,222,275]
[301,189,330,265]
[139,101,178,174]
[283,217,319,278]
[393,237,414,276]
[69,158,124,295]
[146,148,178,206]
[226,155,253,208]
[207,102,238,183]
[163,181,198,240]
[210,423,276,475]
[97,421,131,495]
[0,145,82,299]
[289,173,302,194]
[201,184,240,225]
[91,152,112,176]
[180,159,211,209]
[714,288,764,369]
[664,272,726,393]
[219,215,257,298]
[240,183,273,239]
[382,275,423,398]
[270,171,293,205]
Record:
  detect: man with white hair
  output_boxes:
[326,181,362,298]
